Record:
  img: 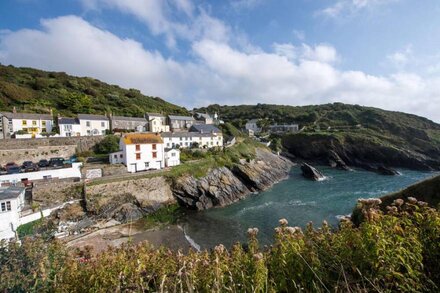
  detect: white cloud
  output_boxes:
[231,0,264,10]
[318,0,399,18]
[387,45,412,68]
[292,30,305,41]
[0,15,439,122]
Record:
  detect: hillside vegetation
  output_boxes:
[0,64,189,117]
[1,198,439,292]
[198,103,440,170]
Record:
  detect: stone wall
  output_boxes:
[32,179,83,206]
[0,136,105,165]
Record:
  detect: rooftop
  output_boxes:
[168,115,194,121]
[123,133,163,144]
[58,117,80,124]
[111,116,146,122]
[145,113,165,118]
[247,119,260,123]
[78,114,109,121]
[0,186,25,201]
[160,131,220,138]
[189,124,221,134]
[1,112,52,120]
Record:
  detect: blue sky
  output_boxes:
[1,0,440,121]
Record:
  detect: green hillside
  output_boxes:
[0,64,189,117]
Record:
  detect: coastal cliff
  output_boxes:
[173,148,293,210]
[283,132,440,172]
[81,148,292,222]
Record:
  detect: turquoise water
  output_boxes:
[182,166,437,249]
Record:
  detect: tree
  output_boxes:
[94,135,120,154]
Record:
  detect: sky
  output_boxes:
[1,0,440,122]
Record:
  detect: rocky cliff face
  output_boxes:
[283,133,440,172]
[172,148,293,210]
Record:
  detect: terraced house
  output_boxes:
[0,111,53,138]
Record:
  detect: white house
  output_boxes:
[161,132,223,149]
[165,148,180,167]
[58,117,82,137]
[245,119,261,134]
[110,133,170,173]
[145,113,169,133]
[0,111,54,138]
[0,186,26,241]
[78,114,109,136]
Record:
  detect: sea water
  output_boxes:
[182,166,437,249]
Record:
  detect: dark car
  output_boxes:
[22,161,39,172]
[38,159,50,168]
[49,157,65,168]
[5,162,17,168]
[6,165,21,174]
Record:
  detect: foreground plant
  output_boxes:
[1,198,439,292]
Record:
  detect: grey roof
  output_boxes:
[165,147,180,152]
[58,117,80,125]
[246,119,259,123]
[161,132,221,138]
[1,112,52,120]
[111,116,146,122]
[168,115,194,121]
[0,186,25,201]
[78,114,109,121]
[145,113,165,118]
[195,112,212,119]
[189,124,221,134]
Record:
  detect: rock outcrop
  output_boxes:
[301,163,325,181]
[172,148,293,210]
[283,133,440,173]
[376,165,400,176]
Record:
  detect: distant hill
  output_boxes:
[197,103,440,171]
[0,64,189,117]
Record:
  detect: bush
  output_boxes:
[1,198,439,292]
[93,135,120,154]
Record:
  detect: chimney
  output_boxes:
[12,106,17,114]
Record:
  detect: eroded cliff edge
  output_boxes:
[81,148,293,222]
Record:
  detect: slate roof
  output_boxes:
[189,124,221,134]
[123,133,163,144]
[1,112,52,120]
[0,186,25,201]
[78,114,109,121]
[160,132,220,138]
[246,119,259,124]
[145,113,165,118]
[111,116,146,122]
[168,115,194,121]
[58,117,80,125]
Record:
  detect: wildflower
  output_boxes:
[418,201,428,207]
[274,227,282,234]
[279,218,288,226]
[285,227,297,235]
[393,198,404,207]
[253,253,264,261]
[247,228,259,237]
[214,244,226,254]
[407,197,418,204]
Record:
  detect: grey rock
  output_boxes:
[301,163,325,181]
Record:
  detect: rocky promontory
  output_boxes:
[173,148,293,210]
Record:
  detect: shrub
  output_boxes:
[93,135,120,154]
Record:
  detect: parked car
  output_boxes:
[38,159,50,168]
[22,161,39,172]
[6,165,21,174]
[49,157,65,168]
[5,162,17,168]
[63,155,78,165]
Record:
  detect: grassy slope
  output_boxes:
[0,64,189,117]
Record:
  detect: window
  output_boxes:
[180,137,183,141]
[32,120,37,126]
[1,201,11,212]
[42,128,47,133]
[136,153,141,160]
[1,202,5,212]
[167,143,170,147]
[152,152,157,158]
[152,144,156,150]
[87,130,91,135]
[145,162,150,168]
[135,144,140,151]
[101,122,105,127]
[86,121,91,127]
[171,152,176,157]
[114,154,117,159]
[42,121,46,126]
[120,154,123,158]
[22,120,27,125]
[6,201,11,211]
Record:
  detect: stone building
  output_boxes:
[110,115,147,132]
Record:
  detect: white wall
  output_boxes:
[124,143,164,173]
[149,117,170,133]
[0,163,82,184]
[109,151,124,164]
[79,119,109,136]
[59,124,82,137]
[165,149,180,167]
[163,135,223,149]
[0,189,25,241]
[12,118,53,135]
